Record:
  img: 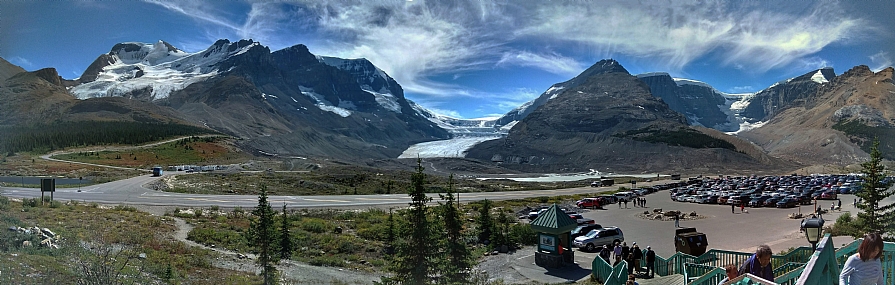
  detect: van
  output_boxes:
[614,191,634,202]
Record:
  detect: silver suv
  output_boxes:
[573,226,624,252]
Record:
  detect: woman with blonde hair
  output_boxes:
[839,232,885,285]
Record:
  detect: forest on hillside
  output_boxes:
[0,121,215,154]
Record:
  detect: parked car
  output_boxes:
[776,198,797,208]
[567,212,584,220]
[764,197,781,207]
[577,218,596,225]
[820,191,837,200]
[614,192,635,202]
[528,208,547,220]
[570,224,604,239]
[748,198,765,207]
[573,226,625,252]
[718,196,729,204]
[576,198,601,209]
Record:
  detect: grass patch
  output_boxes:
[0,199,257,284]
[51,136,247,169]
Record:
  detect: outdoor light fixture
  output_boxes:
[802,217,824,250]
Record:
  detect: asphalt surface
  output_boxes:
[0,172,644,209]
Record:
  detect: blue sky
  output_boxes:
[2,1,893,119]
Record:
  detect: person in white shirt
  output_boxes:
[839,232,885,285]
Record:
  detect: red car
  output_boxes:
[820,191,837,200]
[576,198,601,209]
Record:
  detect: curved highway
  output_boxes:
[0,172,636,209]
[3,137,662,209]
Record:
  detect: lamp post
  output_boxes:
[802,217,824,250]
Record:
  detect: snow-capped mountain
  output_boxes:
[69,40,260,101]
[494,60,628,131]
[62,39,451,160]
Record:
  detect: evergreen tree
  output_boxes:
[477,199,493,245]
[855,138,895,236]
[278,203,293,261]
[437,174,473,284]
[250,186,278,284]
[388,158,435,284]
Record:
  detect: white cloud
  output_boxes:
[728,86,754,93]
[7,56,33,68]
[869,51,892,72]
[496,51,585,77]
[517,1,868,73]
[424,107,462,119]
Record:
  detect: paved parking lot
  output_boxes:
[576,191,867,258]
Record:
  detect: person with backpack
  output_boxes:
[599,245,612,264]
[645,246,656,278]
[631,243,643,274]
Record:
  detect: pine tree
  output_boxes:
[250,185,278,284]
[438,174,473,284]
[388,158,434,284]
[477,199,493,245]
[855,138,895,236]
[279,203,293,261]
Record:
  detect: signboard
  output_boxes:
[538,234,556,251]
[40,178,55,192]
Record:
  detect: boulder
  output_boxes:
[689,211,698,217]
[653,208,662,213]
[41,228,55,238]
[653,215,664,220]
[40,238,53,247]
[138,253,147,259]
[31,226,40,234]
[664,210,681,216]
[22,241,32,247]
[7,226,16,232]
[643,211,649,215]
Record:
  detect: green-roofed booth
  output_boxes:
[530,204,578,268]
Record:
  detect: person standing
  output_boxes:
[643,197,647,207]
[600,245,612,264]
[619,200,622,209]
[645,246,656,278]
[738,245,775,282]
[621,242,630,266]
[838,199,842,210]
[612,242,622,266]
[839,232,885,285]
[731,203,735,214]
[624,199,629,209]
[740,202,745,213]
[674,213,680,228]
[631,243,643,274]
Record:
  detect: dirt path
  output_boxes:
[169,217,379,284]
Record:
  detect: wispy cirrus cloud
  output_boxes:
[517,1,868,73]
[869,51,892,72]
[7,56,33,68]
[497,51,586,78]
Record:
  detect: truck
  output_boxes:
[590,179,615,187]
[152,167,163,177]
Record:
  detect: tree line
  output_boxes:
[0,122,214,154]
[248,159,536,284]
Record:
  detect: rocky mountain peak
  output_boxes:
[578,59,629,79]
[32,68,64,87]
[841,65,873,78]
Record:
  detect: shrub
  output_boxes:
[300,218,329,234]
[0,195,8,211]
[114,204,137,212]
[508,223,537,245]
[828,212,864,238]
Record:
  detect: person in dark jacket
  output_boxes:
[621,242,630,264]
[645,246,656,278]
[738,245,774,282]
[631,243,643,274]
[599,245,612,263]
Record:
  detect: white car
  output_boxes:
[573,226,625,252]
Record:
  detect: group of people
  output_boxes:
[716,232,884,285]
[617,197,647,209]
[598,241,657,278]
